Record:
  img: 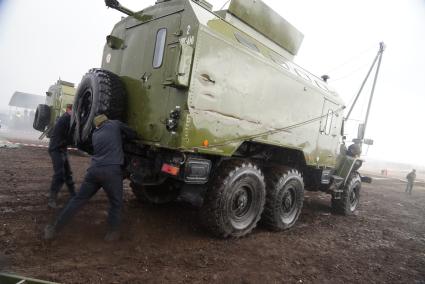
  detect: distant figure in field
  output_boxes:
[405,169,416,195]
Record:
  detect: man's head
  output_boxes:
[413,169,416,173]
[94,114,108,128]
[66,104,73,114]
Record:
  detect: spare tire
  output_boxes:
[72,69,126,153]
[33,104,51,131]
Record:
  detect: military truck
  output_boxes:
[33,79,76,138]
[71,0,369,238]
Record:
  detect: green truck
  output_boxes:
[71,0,371,238]
[33,79,76,139]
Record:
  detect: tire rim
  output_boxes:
[229,183,255,230]
[349,183,360,211]
[79,89,93,125]
[279,181,298,224]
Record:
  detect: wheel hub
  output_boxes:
[279,183,300,225]
[282,192,294,212]
[349,185,360,211]
[79,90,93,124]
[233,190,249,217]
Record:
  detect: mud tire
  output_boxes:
[200,160,266,238]
[332,172,361,215]
[262,167,304,231]
[72,68,126,153]
[130,181,180,205]
[33,104,50,131]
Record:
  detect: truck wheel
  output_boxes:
[262,167,304,231]
[201,161,266,238]
[33,104,50,131]
[331,173,361,215]
[130,181,179,205]
[72,68,126,152]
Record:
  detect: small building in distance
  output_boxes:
[7,91,45,130]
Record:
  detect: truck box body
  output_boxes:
[45,80,76,126]
[101,0,345,168]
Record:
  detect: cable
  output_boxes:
[329,60,373,82]
[219,0,231,10]
[325,45,376,75]
[194,106,346,149]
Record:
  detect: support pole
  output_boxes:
[345,42,385,120]
[361,42,385,139]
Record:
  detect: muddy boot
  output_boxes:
[68,185,77,199]
[104,230,121,242]
[48,191,58,209]
[44,224,57,240]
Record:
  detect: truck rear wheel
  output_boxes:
[200,161,266,238]
[262,167,304,231]
[33,104,50,131]
[331,173,361,215]
[72,68,126,153]
[130,181,179,205]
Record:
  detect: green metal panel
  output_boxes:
[227,0,304,55]
[185,23,326,164]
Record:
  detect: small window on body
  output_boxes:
[294,68,312,82]
[315,80,329,92]
[153,28,167,68]
[234,32,260,53]
[270,54,290,70]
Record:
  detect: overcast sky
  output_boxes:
[0,0,424,166]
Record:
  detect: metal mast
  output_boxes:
[345,42,386,140]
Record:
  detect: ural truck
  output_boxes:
[33,79,76,139]
[71,0,373,238]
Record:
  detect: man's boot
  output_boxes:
[44,224,57,240]
[48,191,58,209]
[104,229,121,242]
[68,185,76,198]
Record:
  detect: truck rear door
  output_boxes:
[123,12,182,142]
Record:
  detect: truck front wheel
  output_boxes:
[262,167,304,231]
[331,173,361,215]
[201,161,266,238]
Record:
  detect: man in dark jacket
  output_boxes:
[48,104,75,209]
[44,114,137,241]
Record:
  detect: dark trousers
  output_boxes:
[49,150,75,194]
[54,165,123,230]
[405,182,414,195]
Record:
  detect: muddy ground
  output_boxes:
[0,145,424,283]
